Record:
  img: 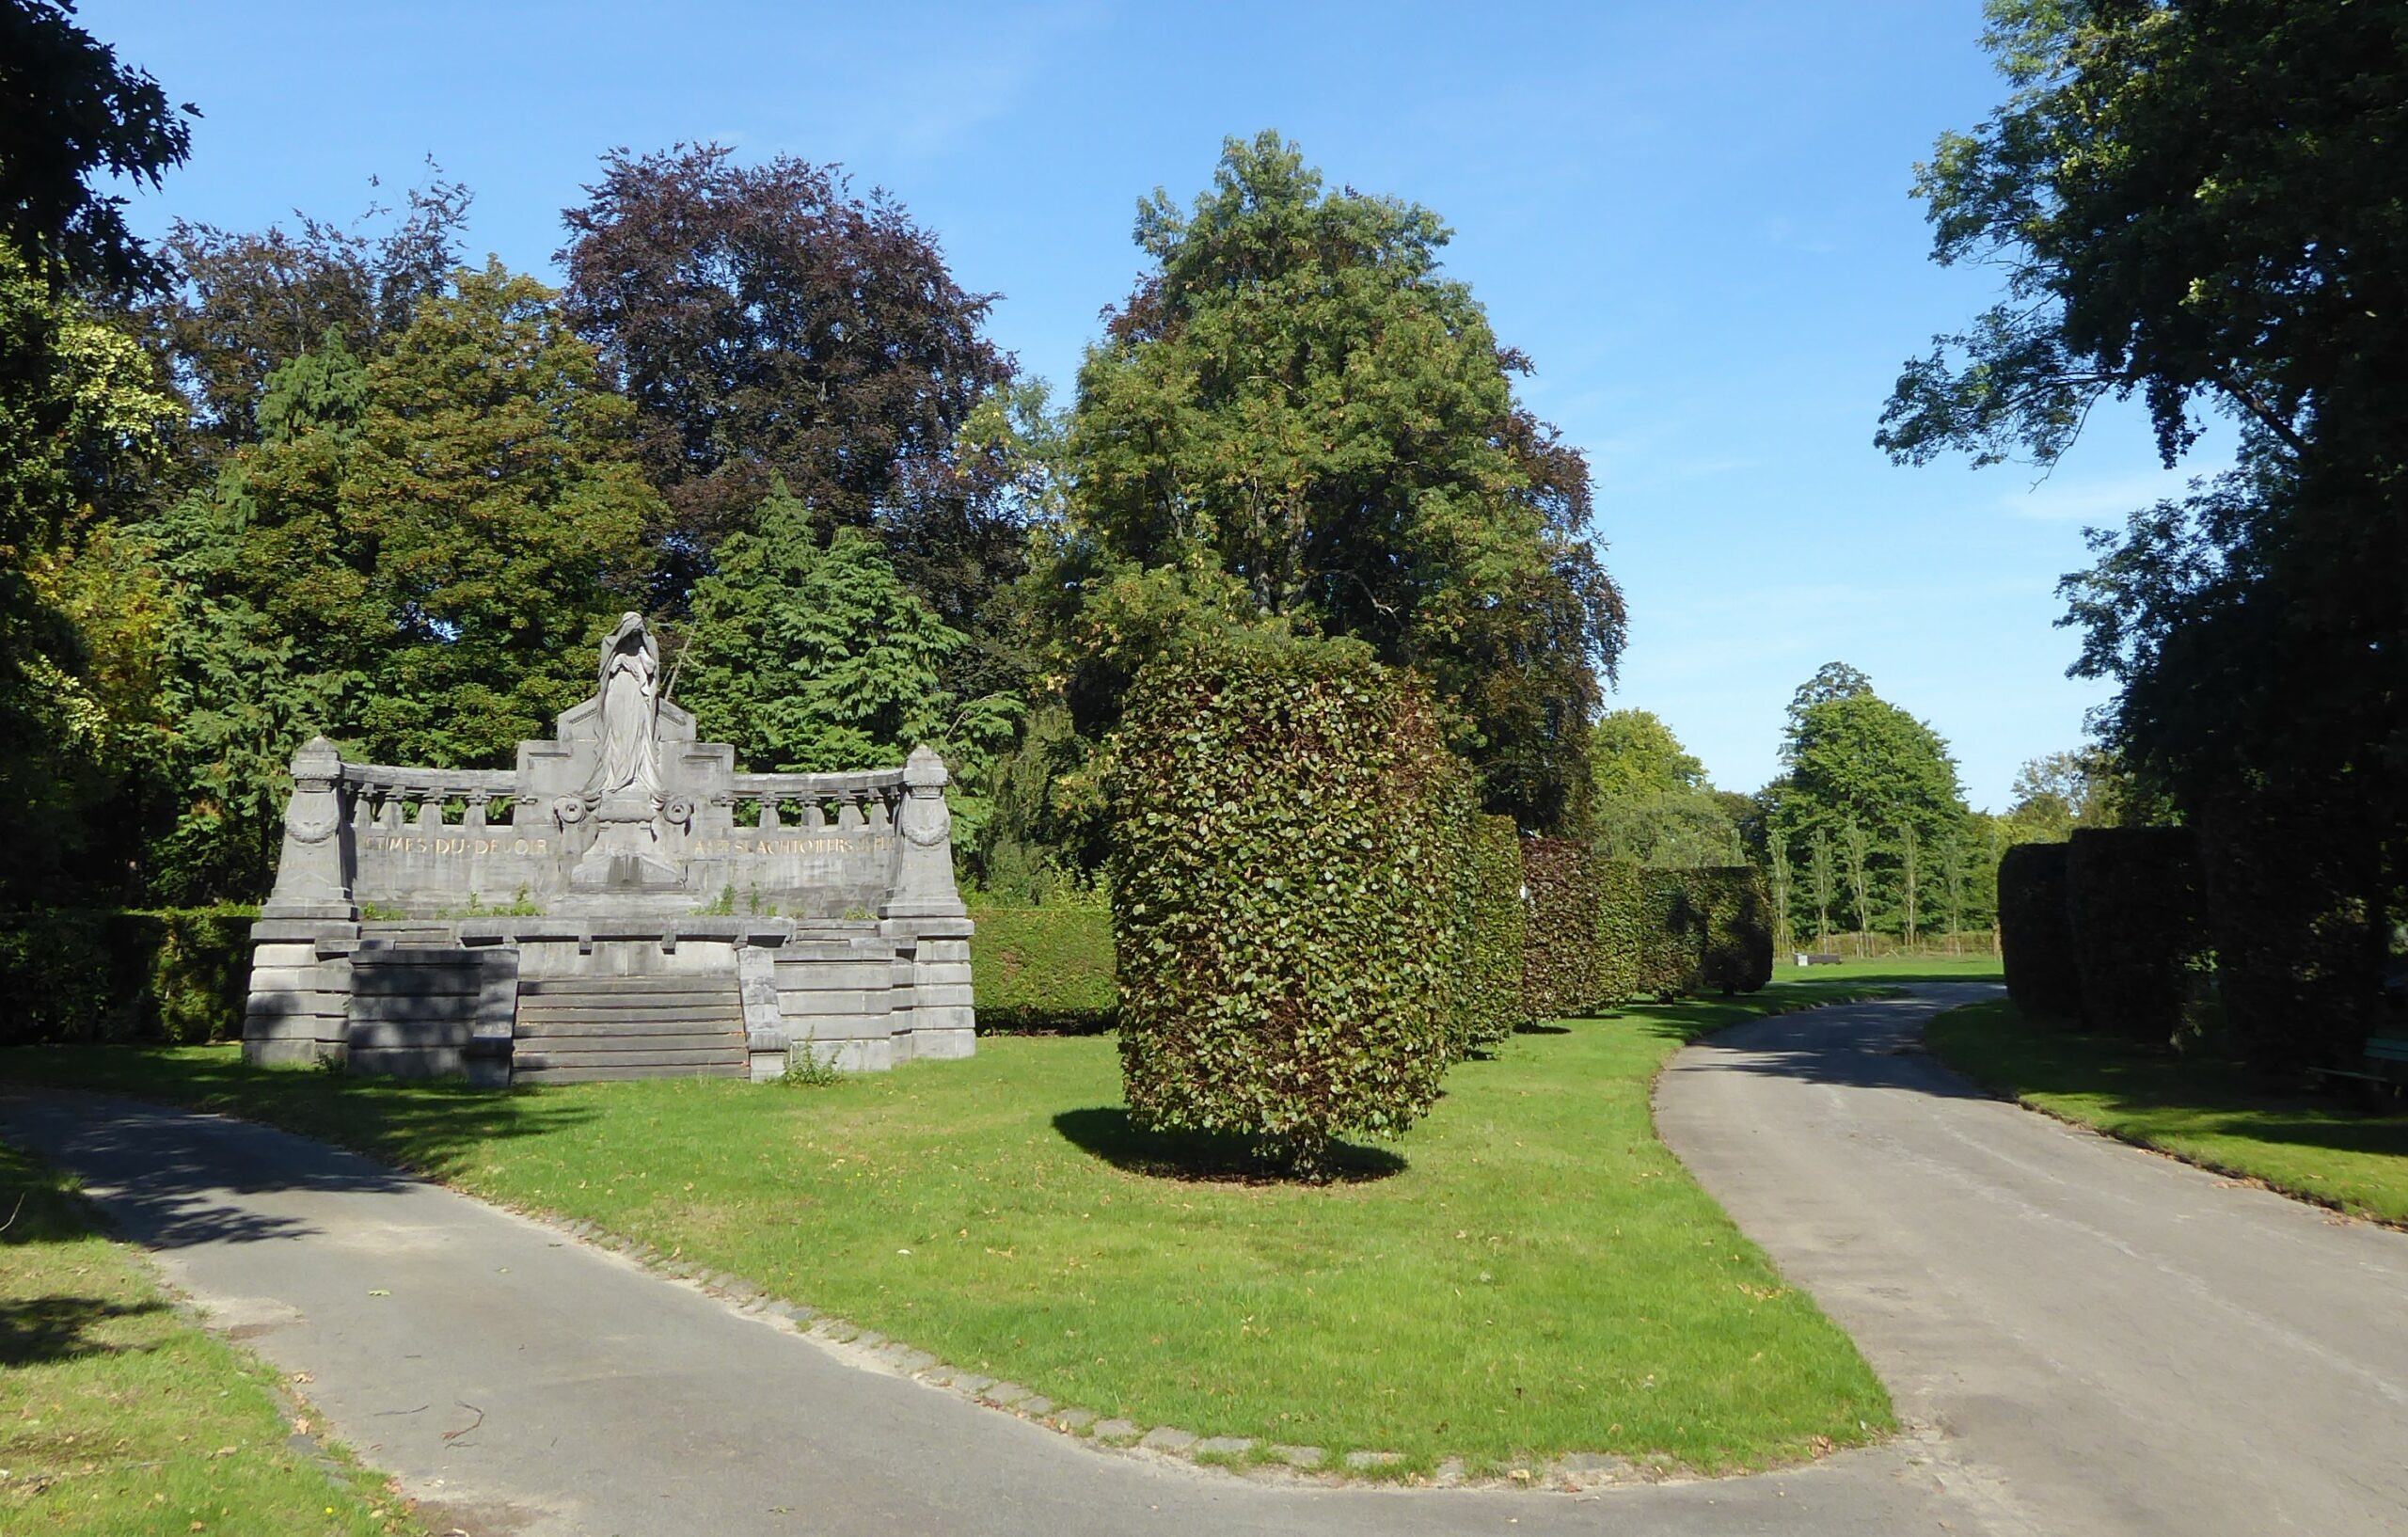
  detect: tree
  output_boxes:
[1808,828,1835,946]
[1900,821,1920,948]
[135,166,471,443]
[0,0,192,291]
[1885,1,2402,1054]
[1839,818,1872,945]
[1054,131,1625,830]
[675,479,1020,792]
[1767,832,1795,956]
[557,143,1014,594]
[1591,709,1705,799]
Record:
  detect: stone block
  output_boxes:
[1140,1427,1197,1453]
[242,1037,322,1067]
[909,1028,974,1061]
[347,1018,476,1049]
[345,1046,467,1079]
[911,1005,975,1034]
[249,942,321,970]
[775,989,881,1018]
[912,938,970,964]
[912,961,974,988]
[349,992,484,1023]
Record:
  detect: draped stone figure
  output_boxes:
[585,612,662,808]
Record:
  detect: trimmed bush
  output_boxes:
[2065,827,2205,1045]
[2196,795,2385,1077]
[0,908,256,1047]
[1593,858,1644,1006]
[1997,843,2082,1020]
[1457,814,1530,1053]
[1634,869,1775,998]
[970,907,1117,1033]
[1108,636,1474,1176]
[1522,837,1604,1020]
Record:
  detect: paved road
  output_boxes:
[4,984,2400,1535]
[1656,982,2408,1537]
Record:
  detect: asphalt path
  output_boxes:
[4,983,2401,1534]
[1656,982,2408,1537]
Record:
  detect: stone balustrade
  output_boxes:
[729,769,906,832]
[340,764,524,830]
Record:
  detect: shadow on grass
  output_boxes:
[0,1294,168,1368]
[1514,1022,1572,1036]
[1051,1106,1407,1184]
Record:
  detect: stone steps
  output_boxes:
[512,973,746,1084]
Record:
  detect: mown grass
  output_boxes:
[1926,997,2408,1226]
[0,1142,420,1536]
[4,979,1898,1476]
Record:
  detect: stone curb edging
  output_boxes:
[532,1212,1684,1493]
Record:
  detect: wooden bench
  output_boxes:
[1793,952,1844,967]
[2309,1029,2408,1101]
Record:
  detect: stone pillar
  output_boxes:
[881,746,966,922]
[880,744,974,1058]
[243,736,360,1066]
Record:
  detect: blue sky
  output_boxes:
[84,0,2230,810]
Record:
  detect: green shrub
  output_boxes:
[2065,827,2206,1045]
[1108,635,1473,1176]
[1521,837,1603,1020]
[1593,859,1644,1006]
[1457,814,1530,1053]
[2195,795,2385,1077]
[0,907,256,1046]
[970,907,1117,1034]
[1997,843,2083,1020]
[1633,869,1774,998]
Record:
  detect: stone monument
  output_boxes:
[241,615,974,1084]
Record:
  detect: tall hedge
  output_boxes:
[0,908,256,1047]
[1593,858,1644,1006]
[2065,827,2205,1045]
[1997,842,2082,1020]
[2196,795,2386,1076]
[1458,814,1530,1053]
[1107,636,1473,1175]
[970,907,1117,1033]
[1521,837,1604,1020]
[1634,869,1774,998]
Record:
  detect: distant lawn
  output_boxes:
[1926,998,2408,1227]
[1768,953,2004,988]
[0,1142,419,1536]
[3,979,1898,1477]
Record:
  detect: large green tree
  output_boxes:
[1589,709,1742,866]
[1883,2,2401,1031]
[1050,132,1625,830]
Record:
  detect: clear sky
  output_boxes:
[82,0,2228,811]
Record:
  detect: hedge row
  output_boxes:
[0,908,256,1047]
[1645,868,1778,998]
[2194,797,2386,1074]
[1996,843,2082,1019]
[1458,814,1533,1054]
[1522,837,1606,1020]
[1518,851,1775,1020]
[1998,828,2215,1051]
[1108,636,1473,1175]
[969,907,1117,1033]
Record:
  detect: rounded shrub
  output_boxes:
[1107,634,1474,1177]
[1997,842,2083,1020]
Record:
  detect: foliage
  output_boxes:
[1107,634,1472,1176]
[1521,836,1604,1020]
[675,478,1021,791]
[137,164,472,442]
[1052,132,1624,832]
[1889,1,2403,1070]
[0,905,254,1045]
[2195,794,2386,1078]
[969,905,1117,1035]
[557,143,1014,594]
[1637,868,1775,998]
[2064,826,2205,1045]
[1593,856,1645,1006]
[0,0,192,291]
[1458,814,1530,1053]
[1996,842,2082,1021]
[1590,709,1703,798]
[1590,709,1741,866]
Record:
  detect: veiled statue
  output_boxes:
[583,612,662,808]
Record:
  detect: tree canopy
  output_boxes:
[1052,131,1625,831]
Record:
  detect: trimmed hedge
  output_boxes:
[1522,837,1604,1021]
[0,908,256,1047]
[1108,636,1474,1174]
[1457,814,1530,1053]
[1635,869,1775,998]
[1593,858,1644,1006]
[2196,796,2385,1076]
[2065,827,2205,1045]
[970,907,1117,1033]
[1997,842,2083,1020]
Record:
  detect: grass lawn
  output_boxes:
[0,1142,420,1536]
[1925,997,2408,1226]
[4,979,1901,1477]
[1769,953,2004,987]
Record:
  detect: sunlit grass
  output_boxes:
[1926,998,2408,1226]
[6,980,1900,1475]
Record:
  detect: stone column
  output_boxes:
[880,744,974,1060]
[243,736,360,1067]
